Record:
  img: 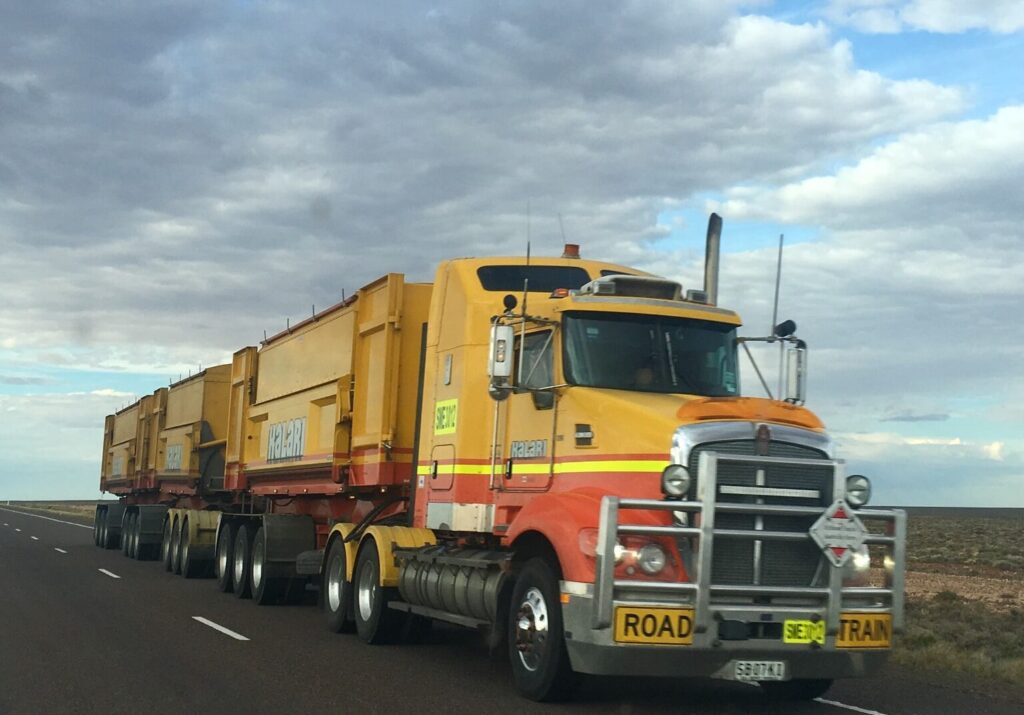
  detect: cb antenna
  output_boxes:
[558,213,567,244]
[771,233,785,396]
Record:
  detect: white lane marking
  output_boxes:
[15,528,21,532]
[192,616,250,641]
[31,536,39,540]
[3,522,7,526]
[54,548,68,554]
[98,569,121,579]
[815,698,888,715]
[0,507,92,529]
[739,681,888,715]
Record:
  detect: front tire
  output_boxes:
[353,540,404,644]
[760,678,833,701]
[324,536,354,633]
[508,557,579,702]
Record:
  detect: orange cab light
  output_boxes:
[550,288,570,298]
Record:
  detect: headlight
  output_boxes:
[842,545,872,587]
[846,474,872,507]
[637,543,667,575]
[661,464,691,498]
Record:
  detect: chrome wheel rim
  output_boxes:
[357,555,378,622]
[252,537,264,590]
[161,521,170,564]
[327,549,344,612]
[514,587,549,672]
[233,532,246,586]
[216,530,230,579]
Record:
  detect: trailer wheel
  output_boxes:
[324,536,354,633]
[161,517,173,571]
[93,508,103,546]
[508,557,579,702]
[100,514,117,550]
[232,523,254,599]
[129,514,140,558]
[251,525,286,604]
[121,513,132,556]
[760,678,833,701]
[181,519,204,579]
[215,521,236,593]
[353,540,403,644]
[170,517,184,575]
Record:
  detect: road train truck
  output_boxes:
[96,215,906,702]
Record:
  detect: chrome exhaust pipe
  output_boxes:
[703,213,722,306]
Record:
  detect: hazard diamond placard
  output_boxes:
[809,499,867,567]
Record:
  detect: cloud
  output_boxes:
[0,2,965,376]
[0,375,55,385]
[881,411,949,423]
[826,1,1024,34]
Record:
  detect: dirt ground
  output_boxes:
[907,564,1024,613]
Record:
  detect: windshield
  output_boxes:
[563,311,739,396]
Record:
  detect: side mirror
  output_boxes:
[488,324,515,401]
[784,345,807,404]
[488,324,515,379]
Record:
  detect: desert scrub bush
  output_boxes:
[895,591,1024,685]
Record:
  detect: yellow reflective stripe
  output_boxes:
[555,460,665,474]
[415,460,665,476]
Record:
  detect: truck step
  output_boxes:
[388,600,489,629]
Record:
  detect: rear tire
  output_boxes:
[232,523,253,599]
[93,508,103,546]
[353,540,404,644]
[100,514,118,550]
[128,514,140,559]
[215,521,236,593]
[251,526,285,605]
[324,536,354,633]
[181,519,207,578]
[161,517,173,571]
[170,517,184,575]
[760,678,833,701]
[122,513,133,556]
[508,557,579,702]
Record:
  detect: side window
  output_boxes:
[518,331,554,389]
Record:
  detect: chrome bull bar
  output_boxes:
[592,451,907,640]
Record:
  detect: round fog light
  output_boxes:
[637,544,667,575]
[846,474,872,507]
[661,464,691,498]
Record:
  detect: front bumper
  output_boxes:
[567,451,906,682]
[560,587,889,679]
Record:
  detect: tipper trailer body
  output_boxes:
[96,222,905,702]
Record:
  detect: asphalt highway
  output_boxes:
[2,506,1022,715]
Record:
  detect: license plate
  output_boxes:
[734,660,786,681]
[837,612,892,649]
[783,619,826,645]
[613,606,695,645]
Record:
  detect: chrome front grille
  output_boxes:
[688,441,831,587]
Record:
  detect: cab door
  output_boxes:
[500,330,557,492]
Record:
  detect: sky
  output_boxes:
[1,0,1021,505]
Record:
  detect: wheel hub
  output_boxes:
[514,587,549,672]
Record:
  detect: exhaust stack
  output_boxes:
[703,213,722,306]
